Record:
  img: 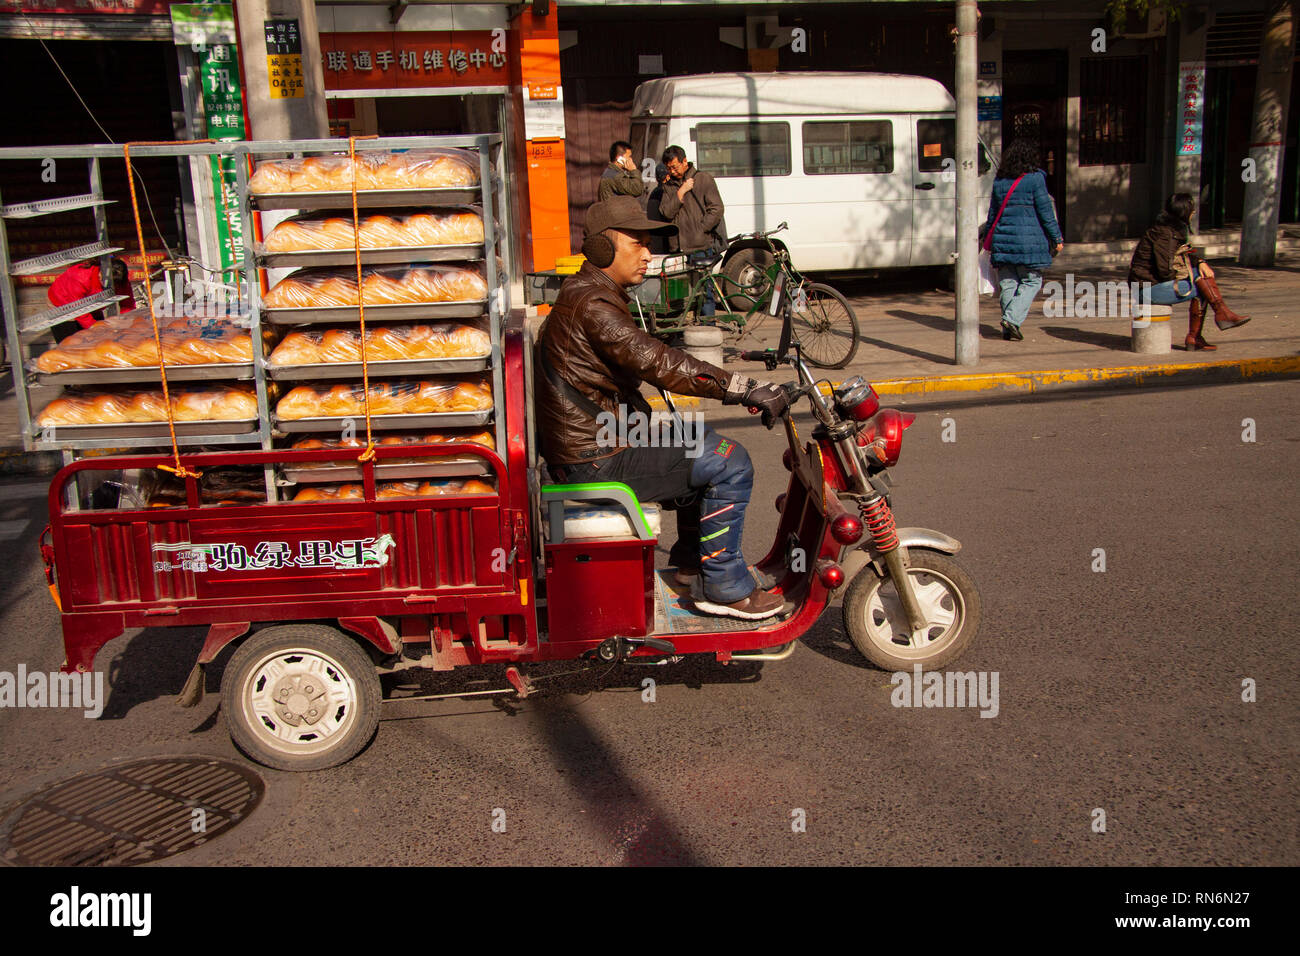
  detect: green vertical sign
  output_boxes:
[171,4,246,276]
[201,43,246,276]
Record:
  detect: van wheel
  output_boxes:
[221,625,381,772]
[721,248,774,309]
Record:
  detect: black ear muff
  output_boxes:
[582,233,615,268]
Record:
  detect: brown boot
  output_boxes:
[1194,274,1250,331]
[1185,299,1216,351]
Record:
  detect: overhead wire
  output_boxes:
[24,16,176,259]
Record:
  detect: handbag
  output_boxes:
[1172,242,1194,281]
[977,175,1024,295]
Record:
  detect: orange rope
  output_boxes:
[124,142,202,480]
[348,135,377,464]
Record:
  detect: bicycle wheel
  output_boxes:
[790,282,859,369]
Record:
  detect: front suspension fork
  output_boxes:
[859,493,927,632]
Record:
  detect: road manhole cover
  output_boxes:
[1,756,264,866]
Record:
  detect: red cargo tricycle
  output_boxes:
[41,307,980,771]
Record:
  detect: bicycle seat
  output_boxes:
[691,251,723,268]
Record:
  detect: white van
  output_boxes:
[629,72,994,274]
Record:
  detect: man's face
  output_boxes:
[665,156,689,179]
[615,148,634,169]
[601,228,652,287]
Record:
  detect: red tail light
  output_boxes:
[855,409,916,466]
[816,559,845,589]
[831,514,864,544]
[775,493,787,513]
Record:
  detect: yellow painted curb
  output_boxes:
[869,355,1300,398]
[645,355,1299,408]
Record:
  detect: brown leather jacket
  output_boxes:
[536,262,735,466]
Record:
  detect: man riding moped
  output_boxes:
[535,196,789,620]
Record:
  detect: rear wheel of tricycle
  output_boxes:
[792,283,860,369]
[842,549,981,671]
[221,624,382,772]
[721,248,774,309]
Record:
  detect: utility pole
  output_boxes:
[1240,0,1295,267]
[233,0,329,140]
[954,0,979,365]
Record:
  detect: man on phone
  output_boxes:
[658,145,726,316]
[598,140,645,202]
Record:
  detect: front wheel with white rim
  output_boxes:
[221,624,381,772]
[842,549,981,671]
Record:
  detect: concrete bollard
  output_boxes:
[1132,304,1173,354]
[683,325,725,347]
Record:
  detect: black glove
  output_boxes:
[743,382,789,428]
[722,374,789,428]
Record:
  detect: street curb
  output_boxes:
[869,354,1300,400]
[647,354,1300,409]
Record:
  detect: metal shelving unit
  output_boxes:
[0,136,511,505]
[234,134,508,495]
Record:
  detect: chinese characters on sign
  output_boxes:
[319,31,510,91]
[524,82,565,140]
[264,18,305,99]
[201,42,246,275]
[152,535,397,574]
[1178,61,1205,157]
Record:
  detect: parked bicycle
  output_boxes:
[629,223,861,369]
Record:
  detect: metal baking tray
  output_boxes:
[266,356,490,381]
[274,410,493,433]
[251,187,481,211]
[256,244,485,268]
[281,457,492,483]
[36,363,255,386]
[263,301,488,324]
[34,419,259,441]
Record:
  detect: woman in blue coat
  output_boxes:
[981,139,1064,340]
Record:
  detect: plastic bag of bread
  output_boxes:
[264,208,484,252]
[275,378,492,420]
[263,264,487,309]
[36,385,258,427]
[269,323,490,365]
[141,467,268,507]
[288,430,496,469]
[249,148,480,195]
[34,315,254,373]
[291,430,495,453]
[292,478,494,502]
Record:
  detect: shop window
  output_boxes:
[1080,57,1147,166]
[803,120,894,174]
[695,122,790,177]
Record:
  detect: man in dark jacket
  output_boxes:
[537,196,788,620]
[597,141,645,203]
[658,145,726,315]
[644,163,674,255]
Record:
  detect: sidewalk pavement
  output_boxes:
[703,249,1300,407]
[2,250,1297,472]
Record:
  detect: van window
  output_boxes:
[802,121,894,175]
[916,118,993,175]
[696,122,790,177]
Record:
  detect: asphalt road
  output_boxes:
[0,379,1295,866]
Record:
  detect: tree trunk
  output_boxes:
[1239,1,1295,267]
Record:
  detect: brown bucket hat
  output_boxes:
[584,195,678,237]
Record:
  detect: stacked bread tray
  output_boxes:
[246,144,504,487]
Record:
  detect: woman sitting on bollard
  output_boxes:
[1129,193,1249,352]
